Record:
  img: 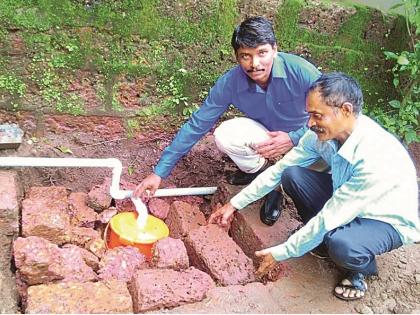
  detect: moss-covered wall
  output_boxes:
[0,0,411,128]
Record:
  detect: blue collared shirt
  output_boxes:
[230,115,420,261]
[154,52,321,178]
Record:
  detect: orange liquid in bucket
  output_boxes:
[108,212,169,259]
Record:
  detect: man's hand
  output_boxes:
[254,131,293,159]
[255,248,278,280]
[132,173,162,201]
[208,202,236,227]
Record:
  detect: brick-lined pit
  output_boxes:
[2,174,300,313]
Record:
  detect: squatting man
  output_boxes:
[133,16,321,226]
[209,72,420,300]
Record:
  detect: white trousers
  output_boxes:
[214,117,329,174]
[214,117,269,173]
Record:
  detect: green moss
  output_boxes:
[274,0,403,110]
[0,0,412,139]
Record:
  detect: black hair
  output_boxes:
[231,16,277,52]
[309,72,363,115]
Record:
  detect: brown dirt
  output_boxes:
[0,119,419,313]
[298,0,357,36]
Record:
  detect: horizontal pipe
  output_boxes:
[0,157,217,200]
[153,187,218,197]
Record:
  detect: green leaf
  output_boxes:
[384,51,398,59]
[397,55,410,65]
[389,2,404,10]
[128,166,135,175]
[389,100,401,109]
[404,130,418,144]
[57,146,73,154]
[393,78,399,87]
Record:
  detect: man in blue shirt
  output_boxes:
[133,16,321,225]
[209,72,419,300]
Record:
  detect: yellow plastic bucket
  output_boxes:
[106,212,169,259]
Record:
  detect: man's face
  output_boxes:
[236,43,277,87]
[306,90,351,143]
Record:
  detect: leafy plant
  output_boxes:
[0,74,26,97]
[126,118,140,138]
[379,0,419,144]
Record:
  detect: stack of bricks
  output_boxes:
[6,175,302,313]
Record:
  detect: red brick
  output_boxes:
[65,226,101,247]
[97,207,118,224]
[0,170,21,225]
[129,267,214,312]
[165,201,206,239]
[231,201,301,263]
[13,236,97,285]
[151,237,189,270]
[148,198,170,220]
[62,244,100,272]
[85,238,107,258]
[26,280,133,313]
[68,192,97,228]
[185,224,255,286]
[210,182,302,264]
[22,186,70,245]
[98,246,148,282]
[0,171,21,267]
[87,177,112,211]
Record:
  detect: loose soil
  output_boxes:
[1,118,419,314]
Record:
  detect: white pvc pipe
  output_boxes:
[0,157,217,199]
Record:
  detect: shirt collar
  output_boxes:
[237,53,287,92]
[337,114,366,163]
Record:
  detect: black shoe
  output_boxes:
[260,190,283,226]
[227,163,270,186]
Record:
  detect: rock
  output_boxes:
[62,244,100,271]
[0,170,21,239]
[68,192,97,228]
[383,298,397,312]
[185,224,255,286]
[165,201,206,239]
[415,274,420,284]
[22,186,70,245]
[98,246,148,281]
[230,199,301,264]
[148,198,170,220]
[0,123,24,149]
[355,304,374,314]
[0,171,20,313]
[97,207,118,224]
[87,178,112,211]
[151,237,189,270]
[85,238,107,258]
[129,267,215,312]
[13,236,97,285]
[26,280,133,314]
[65,226,101,247]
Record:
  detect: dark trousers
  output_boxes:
[281,166,402,275]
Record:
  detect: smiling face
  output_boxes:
[306,89,355,144]
[236,43,277,88]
